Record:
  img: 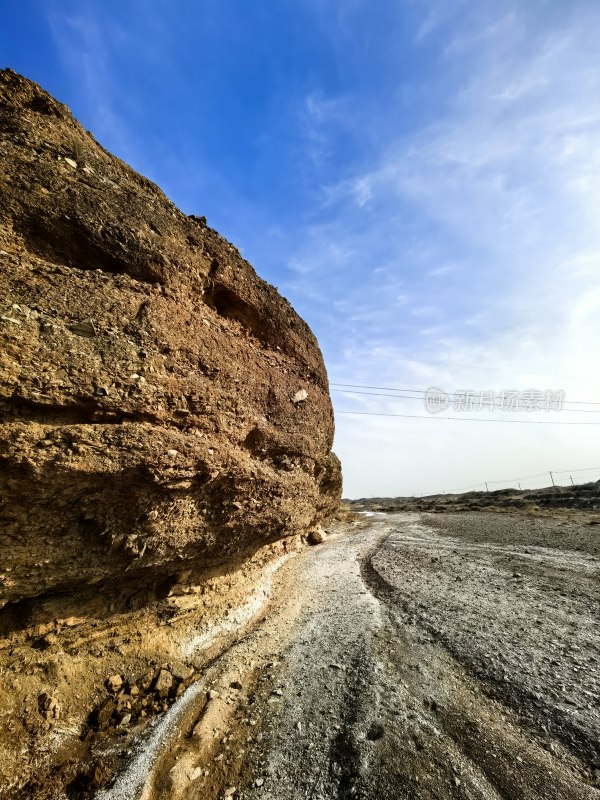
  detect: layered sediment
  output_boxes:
[0,68,341,797]
[0,67,341,619]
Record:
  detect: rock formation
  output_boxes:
[0,68,341,623]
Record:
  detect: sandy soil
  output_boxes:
[97,511,599,800]
[0,534,303,800]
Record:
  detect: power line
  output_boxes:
[332,383,428,394]
[451,474,549,492]
[487,474,547,484]
[331,382,600,406]
[449,466,600,494]
[552,465,600,475]
[331,387,600,412]
[335,409,600,425]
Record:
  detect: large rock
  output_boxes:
[0,69,341,612]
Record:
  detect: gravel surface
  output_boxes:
[97,512,600,800]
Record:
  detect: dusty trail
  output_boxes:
[96,513,600,800]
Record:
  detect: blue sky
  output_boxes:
[3,1,600,496]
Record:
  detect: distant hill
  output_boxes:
[345,480,600,514]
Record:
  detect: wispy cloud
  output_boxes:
[45,3,150,172]
[36,0,600,496]
[277,2,600,495]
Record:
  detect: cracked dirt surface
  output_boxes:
[94,512,599,799]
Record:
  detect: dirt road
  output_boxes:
[97,512,600,800]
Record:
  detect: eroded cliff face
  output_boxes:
[0,68,341,622]
[0,68,342,798]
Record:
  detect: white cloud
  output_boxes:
[288,2,600,495]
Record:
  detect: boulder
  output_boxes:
[153,669,174,697]
[169,660,194,682]
[106,674,123,693]
[307,527,326,545]
[0,69,342,615]
[38,692,61,721]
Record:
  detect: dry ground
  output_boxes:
[91,511,599,800]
